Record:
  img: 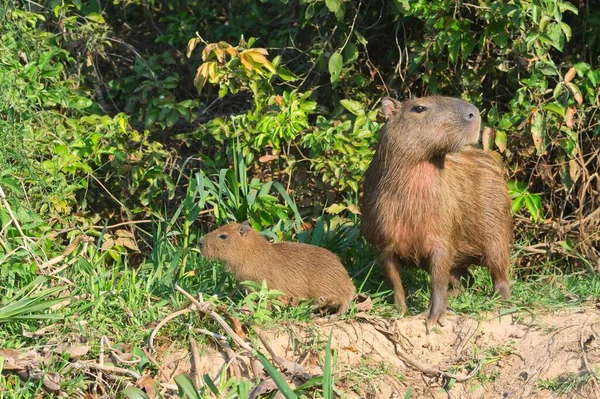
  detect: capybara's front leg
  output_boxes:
[380,253,407,315]
[425,251,452,333]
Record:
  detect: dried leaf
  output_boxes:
[0,349,42,371]
[258,154,279,163]
[564,67,576,83]
[355,295,373,312]
[115,229,134,238]
[249,378,278,399]
[42,372,62,392]
[355,312,376,321]
[137,375,158,399]
[64,345,90,360]
[565,106,576,128]
[230,316,247,341]
[239,52,254,71]
[201,43,217,61]
[481,127,495,152]
[186,37,201,59]
[114,237,138,250]
[565,82,583,105]
[569,159,580,183]
[346,204,361,215]
[22,325,55,338]
[100,236,115,251]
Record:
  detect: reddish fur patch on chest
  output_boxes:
[385,162,442,258]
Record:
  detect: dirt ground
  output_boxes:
[156,305,600,398]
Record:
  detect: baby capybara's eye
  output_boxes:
[218,233,229,240]
[411,105,427,113]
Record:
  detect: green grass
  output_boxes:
[537,372,592,395]
[2,218,600,397]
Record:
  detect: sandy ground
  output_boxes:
[156,305,600,398]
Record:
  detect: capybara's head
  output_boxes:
[199,221,257,264]
[379,96,481,160]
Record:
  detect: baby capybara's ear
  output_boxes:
[381,97,402,119]
[238,220,252,237]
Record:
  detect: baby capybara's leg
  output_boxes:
[380,253,407,315]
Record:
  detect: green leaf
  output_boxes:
[326,203,346,215]
[524,195,540,222]
[354,31,368,46]
[495,130,507,153]
[85,12,105,23]
[448,33,460,64]
[344,42,359,63]
[328,52,343,84]
[394,0,410,14]
[174,373,202,399]
[120,387,150,399]
[558,21,572,41]
[323,328,334,399]
[511,196,525,214]
[255,351,299,398]
[340,99,365,116]
[558,2,578,14]
[325,0,340,13]
[542,103,565,117]
[492,32,508,48]
[277,66,297,81]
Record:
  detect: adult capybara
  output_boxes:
[199,221,356,318]
[361,96,512,332]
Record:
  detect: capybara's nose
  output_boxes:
[461,103,480,123]
[199,240,205,251]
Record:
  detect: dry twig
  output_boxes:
[580,316,600,399]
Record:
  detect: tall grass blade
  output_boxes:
[272,181,302,231]
[174,373,202,399]
[323,328,334,399]
[120,387,150,399]
[255,351,299,399]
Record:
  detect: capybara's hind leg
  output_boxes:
[485,253,510,300]
[380,253,407,315]
[448,267,473,297]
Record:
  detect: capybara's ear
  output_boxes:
[381,97,402,119]
[238,220,252,237]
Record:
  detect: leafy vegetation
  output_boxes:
[0,0,599,397]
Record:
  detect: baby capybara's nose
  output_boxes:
[199,239,205,251]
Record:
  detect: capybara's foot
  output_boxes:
[395,302,408,316]
[425,308,447,333]
[494,281,510,300]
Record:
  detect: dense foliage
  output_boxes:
[0,0,599,396]
[1,0,598,288]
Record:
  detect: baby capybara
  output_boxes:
[199,221,356,317]
[361,96,512,332]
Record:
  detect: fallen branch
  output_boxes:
[75,362,141,380]
[148,308,192,352]
[173,284,253,353]
[190,338,204,388]
[0,184,40,263]
[374,325,481,382]
[580,316,600,399]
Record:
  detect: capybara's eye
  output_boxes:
[411,105,427,113]
[218,233,229,240]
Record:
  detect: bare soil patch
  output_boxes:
[154,305,600,398]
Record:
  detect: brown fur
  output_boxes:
[199,222,356,317]
[361,96,512,332]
